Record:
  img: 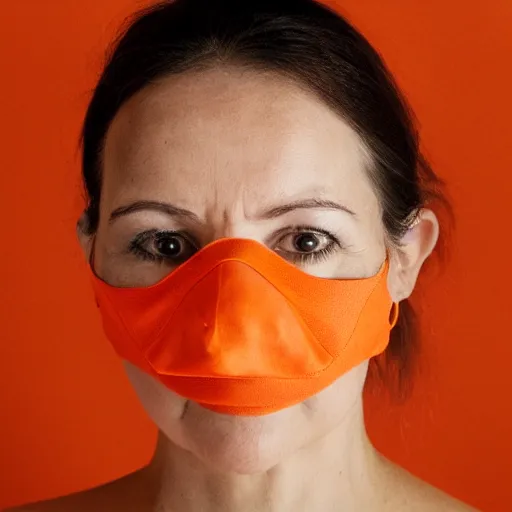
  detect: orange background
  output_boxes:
[0,1,510,510]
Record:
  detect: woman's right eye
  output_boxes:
[129,230,198,264]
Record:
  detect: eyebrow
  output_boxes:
[258,198,356,219]
[108,197,356,224]
[109,200,200,223]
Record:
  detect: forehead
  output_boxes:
[102,67,377,214]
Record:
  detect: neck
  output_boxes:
[146,397,387,512]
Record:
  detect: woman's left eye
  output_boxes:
[274,228,340,264]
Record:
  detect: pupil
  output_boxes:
[156,236,182,257]
[294,233,318,252]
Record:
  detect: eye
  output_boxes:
[155,233,186,257]
[274,227,341,265]
[292,233,323,252]
[278,232,330,253]
[129,230,197,264]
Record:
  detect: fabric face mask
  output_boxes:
[89,238,398,416]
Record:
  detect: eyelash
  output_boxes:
[127,226,343,265]
[274,224,342,264]
[128,229,195,264]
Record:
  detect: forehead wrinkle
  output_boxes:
[101,67,377,228]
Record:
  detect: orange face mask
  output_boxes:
[89,238,397,416]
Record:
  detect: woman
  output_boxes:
[8,0,476,510]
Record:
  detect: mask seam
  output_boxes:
[148,258,387,359]
[145,259,336,363]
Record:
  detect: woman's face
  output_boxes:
[80,67,435,474]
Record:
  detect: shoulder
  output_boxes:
[398,481,478,511]
[3,468,154,512]
[383,463,479,512]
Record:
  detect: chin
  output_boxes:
[124,362,363,474]
[174,400,307,474]
[124,363,312,473]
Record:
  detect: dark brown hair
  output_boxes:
[80,0,450,396]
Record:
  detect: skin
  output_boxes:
[8,66,477,511]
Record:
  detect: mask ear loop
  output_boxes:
[389,301,399,328]
[384,247,400,329]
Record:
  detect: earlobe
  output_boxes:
[388,209,440,302]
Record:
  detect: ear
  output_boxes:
[76,212,94,264]
[387,208,439,302]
